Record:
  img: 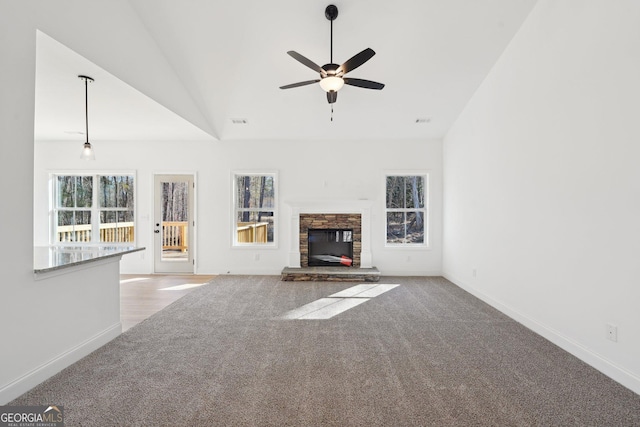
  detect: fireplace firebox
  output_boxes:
[298,213,362,268]
[308,229,353,267]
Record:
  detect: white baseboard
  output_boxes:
[221,271,282,276]
[0,323,122,404]
[443,272,640,395]
[217,270,445,277]
[378,270,442,277]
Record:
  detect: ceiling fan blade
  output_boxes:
[343,78,385,90]
[338,48,375,75]
[327,91,338,104]
[280,80,320,89]
[287,51,325,75]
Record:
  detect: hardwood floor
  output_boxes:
[120,274,216,332]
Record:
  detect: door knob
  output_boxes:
[154,230,160,233]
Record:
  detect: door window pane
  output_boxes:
[160,180,189,260]
[162,182,188,221]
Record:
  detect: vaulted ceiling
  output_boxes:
[34,0,538,143]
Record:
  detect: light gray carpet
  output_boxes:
[11,276,640,426]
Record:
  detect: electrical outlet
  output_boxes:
[606,324,618,342]
[254,253,260,261]
[472,268,477,278]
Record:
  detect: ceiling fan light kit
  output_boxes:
[280,4,384,118]
[319,75,344,92]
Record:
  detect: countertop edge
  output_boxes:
[34,247,145,274]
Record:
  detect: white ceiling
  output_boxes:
[34,0,538,143]
[34,32,214,142]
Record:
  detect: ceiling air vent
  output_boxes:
[230,118,248,125]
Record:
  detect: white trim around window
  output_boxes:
[384,171,429,248]
[51,172,136,246]
[231,171,278,247]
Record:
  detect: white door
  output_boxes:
[154,174,194,273]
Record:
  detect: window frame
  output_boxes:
[51,172,136,246]
[231,171,278,248]
[384,172,429,248]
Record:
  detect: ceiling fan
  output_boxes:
[280,4,385,108]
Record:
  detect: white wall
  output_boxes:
[0,0,40,405]
[0,0,211,404]
[35,138,443,276]
[443,0,640,393]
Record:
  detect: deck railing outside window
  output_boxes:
[57,222,135,243]
[57,221,266,247]
[236,222,268,243]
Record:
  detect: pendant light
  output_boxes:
[78,75,95,160]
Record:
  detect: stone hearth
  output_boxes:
[281,266,380,282]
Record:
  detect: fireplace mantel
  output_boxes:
[285,199,373,268]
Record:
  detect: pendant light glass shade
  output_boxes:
[80,141,95,160]
[78,75,95,161]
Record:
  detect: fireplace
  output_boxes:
[308,229,353,267]
[299,213,361,268]
[285,199,373,269]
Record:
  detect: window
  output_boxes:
[385,174,427,245]
[233,173,276,245]
[53,174,135,244]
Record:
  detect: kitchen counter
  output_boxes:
[34,246,144,274]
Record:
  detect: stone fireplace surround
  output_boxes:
[301,214,360,267]
[286,199,373,269]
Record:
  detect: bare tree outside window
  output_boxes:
[54,174,135,244]
[99,175,135,243]
[385,175,426,245]
[55,175,93,242]
[161,182,188,222]
[235,174,276,244]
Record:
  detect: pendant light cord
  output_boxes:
[78,75,93,144]
[77,75,95,160]
[84,77,89,144]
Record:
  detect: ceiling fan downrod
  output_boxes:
[327,4,338,122]
[325,5,338,64]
